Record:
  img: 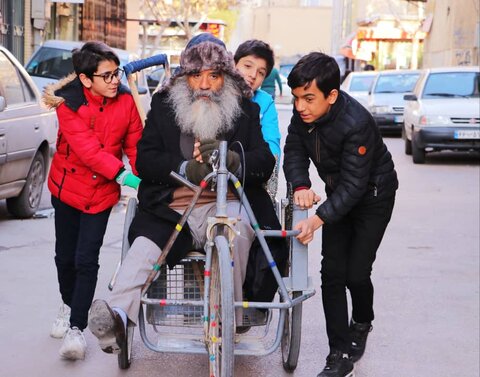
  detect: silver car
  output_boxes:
[341,71,377,108]
[0,46,57,218]
[403,66,480,163]
[25,40,151,116]
[368,69,421,134]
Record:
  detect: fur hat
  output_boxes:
[163,33,252,98]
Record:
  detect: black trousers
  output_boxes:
[321,195,395,353]
[52,196,111,330]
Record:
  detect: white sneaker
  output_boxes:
[50,304,71,338]
[59,327,86,360]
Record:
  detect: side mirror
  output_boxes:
[403,94,417,101]
[137,86,148,95]
[0,96,5,112]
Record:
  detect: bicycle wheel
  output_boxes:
[208,235,234,377]
[118,197,137,369]
[281,291,303,372]
[118,323,134,369]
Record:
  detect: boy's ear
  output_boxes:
[327,89,339,104]
[78,73,92,89]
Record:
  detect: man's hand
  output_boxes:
[197,139,240,173]
[293,188,321,209]
[198,139,220,162]
[185,159,213,184]
[294,214,324,245]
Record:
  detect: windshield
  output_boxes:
[374,73,420,93]
[349,75,375,92]
[25,46,130,85]
[422,72,480,98]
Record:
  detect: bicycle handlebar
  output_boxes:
[123,54,169,76]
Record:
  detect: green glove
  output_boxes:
[185,159,213,184]
[198,139,240,172]
[116,169,141,190]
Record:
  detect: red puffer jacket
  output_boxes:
[44,75,143,214]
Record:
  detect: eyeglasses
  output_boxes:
[92,68,124,83]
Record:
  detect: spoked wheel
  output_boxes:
[208,235,234,377]
[118,323,134,369]
[117,197,137,369]
[281,291,303,372]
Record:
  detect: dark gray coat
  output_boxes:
[283,91,398,224]
[129,90,288,302]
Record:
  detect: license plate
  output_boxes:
[454,130,480,139]
[394,116,404,123]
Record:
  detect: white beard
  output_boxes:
[167,75,242,140]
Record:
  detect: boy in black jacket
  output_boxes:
[283,52,398,377]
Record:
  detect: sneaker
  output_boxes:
[349,320,373,363]
[88,299,126,354]
[50,304,71,339]
[59,327,86,360]
[317,350,354,377]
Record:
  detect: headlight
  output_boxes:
[370,105,390,114]
[419,115,452,125]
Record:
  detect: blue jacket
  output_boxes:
[253,89,281,159]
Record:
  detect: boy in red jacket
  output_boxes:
[43,41,143,360]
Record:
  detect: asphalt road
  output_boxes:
[0,104,479,377]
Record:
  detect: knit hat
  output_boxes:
[163,33,252,98]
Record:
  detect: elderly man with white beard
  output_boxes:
[87,33,288,354]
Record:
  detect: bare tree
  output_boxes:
[140,0,237,57]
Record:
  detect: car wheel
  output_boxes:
[6,152,45,218]
[411,137,425,164]
[403,127,412,155]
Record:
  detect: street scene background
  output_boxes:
[1,105,478,377]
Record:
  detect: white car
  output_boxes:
[368,69,421,134]
[341,71,377,108]
[0,46,57,218]
[403,66,480,163]
[25,40,151,115]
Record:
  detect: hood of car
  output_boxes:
[369,92,406,106]
[420,98,480,117]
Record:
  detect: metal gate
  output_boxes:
[0,0,25,63]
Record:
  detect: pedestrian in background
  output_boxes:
[43,41,143,360]
[283,52,398,377]
[234,39,281,199]
[261,65,283,99]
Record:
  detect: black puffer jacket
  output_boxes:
[283,91,398,224]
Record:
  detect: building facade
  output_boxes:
[422,0,479,67]
[0,0,130,64]
[230,0,333,64]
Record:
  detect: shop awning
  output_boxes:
[339,31,358,60]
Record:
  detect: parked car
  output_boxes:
[146,64,178,94]
[367,69,421,134]
[341,71,377,108]
[0,46,57,218]
[403,66,480,163]
[25,40,152,115]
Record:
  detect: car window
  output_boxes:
[0,51,28,105]
[26,47,144,88]
[374,73,420,93]
[349,75,375,92]
[422,72,480,98]
[26,47,74,79]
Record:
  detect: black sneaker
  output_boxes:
[317,350,354,377]
[349,320,373,362]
